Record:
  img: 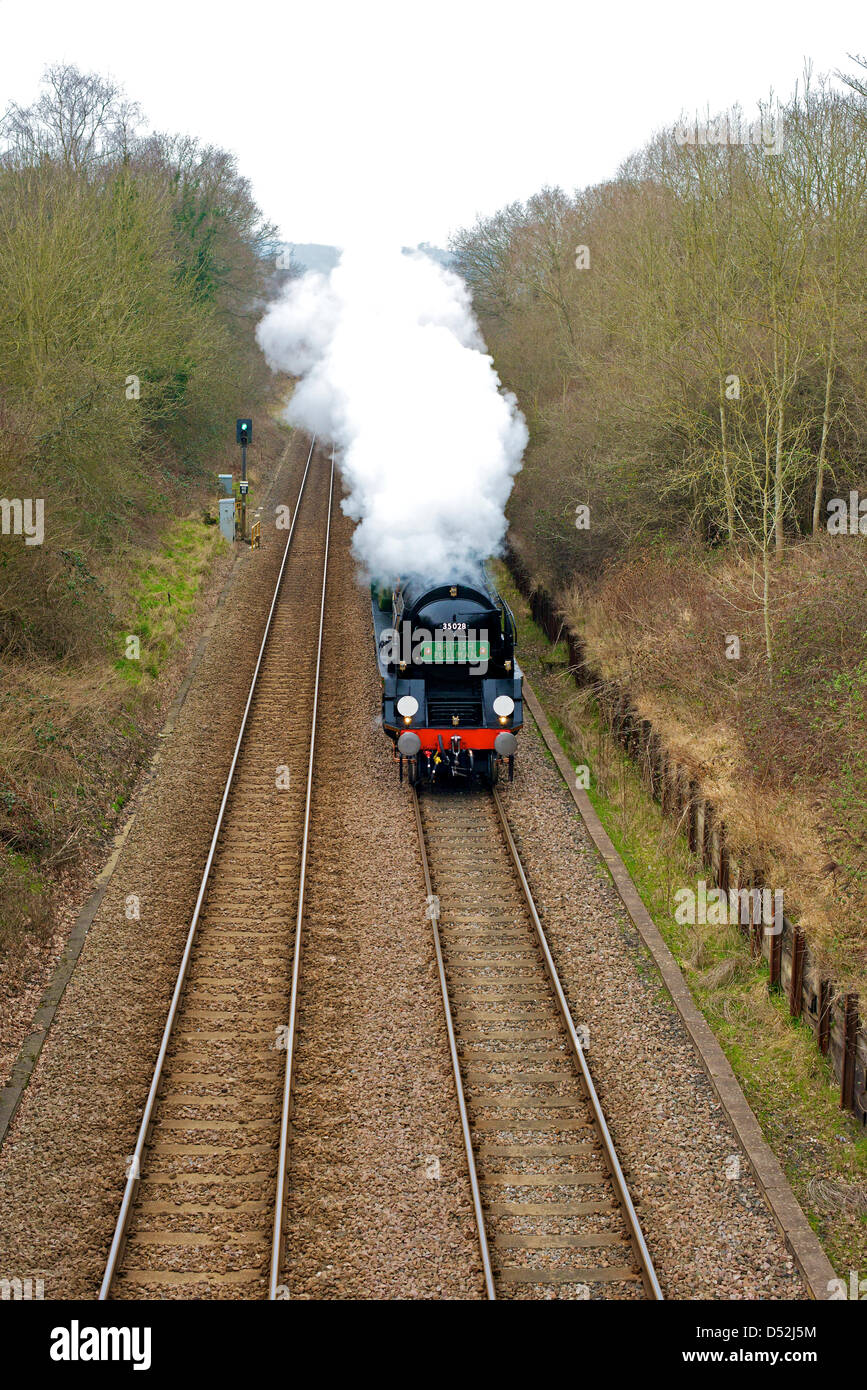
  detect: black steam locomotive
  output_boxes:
[372,572,523,785]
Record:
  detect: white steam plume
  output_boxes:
[256,246,527,583]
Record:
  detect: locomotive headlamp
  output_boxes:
[493,695,515,718]
[397,695,419,724]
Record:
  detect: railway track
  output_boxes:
[100,438,334,1300]
[98,432,658,1302]
[412,784,663,1301]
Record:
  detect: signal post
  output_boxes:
[236,417,252,541]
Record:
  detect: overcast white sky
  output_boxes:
[0,1,864,247]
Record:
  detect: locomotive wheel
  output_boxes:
[487,754,499,788]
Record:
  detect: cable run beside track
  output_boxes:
[100,437,334,1300]
[412,782,663,1301]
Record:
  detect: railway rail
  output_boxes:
[412,783,663,1301]
[100,437,334,1300]
[99,431,658,1302]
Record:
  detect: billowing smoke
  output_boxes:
[256,246,527,583]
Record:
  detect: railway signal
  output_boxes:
[236,418,253,541]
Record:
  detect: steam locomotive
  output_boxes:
[372,573,523,785]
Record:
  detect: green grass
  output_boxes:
[494,559,867,1277]
[0,846,51,956]
[114,516,222,687]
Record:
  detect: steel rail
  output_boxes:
[268,449,335,1299]
[99,435,318,1300]
[411,787,497,1301]
[490,786,664,1301]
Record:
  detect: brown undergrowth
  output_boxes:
[561,533,867,994]
[0,413,290,960]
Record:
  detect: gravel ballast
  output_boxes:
[0,450,811,1297]
[282,493,483,1299]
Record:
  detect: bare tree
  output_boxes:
[0,64,142,171]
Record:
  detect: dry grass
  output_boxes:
[0,506,230,975]
[564,535,867,994]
